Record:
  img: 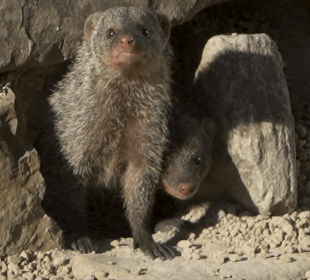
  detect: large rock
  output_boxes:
[193,33,297,215]
[0,84,61,256]
[0,0,230,72]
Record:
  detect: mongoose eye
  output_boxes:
[194,157,203,166]
[108,29,116,37]
[141,28,149,37]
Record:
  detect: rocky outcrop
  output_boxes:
[193,33,297,215]
[0,84,61,256]
[0,0,230,72]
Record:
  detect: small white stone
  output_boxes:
[53,255,69,267]
[182,250,193,260]
[192,252,201,260]
[256,214,270,221]
[228,254,242,262]
[278,255,294,263]
[36,251,44,261]
[242,244,254,255]
[177,240,192,249]
[20,250,30,261]
[263,229,270,237]
[305,270,310,278]
[110,240,119,247]
[299,211,310,219]
[1,261,7,273]
[43,255,51,263]
[7,255,22,265]
[7,263,19,276]
[22,272,35,280]
[300,236,310,246]
[42,269,50,276]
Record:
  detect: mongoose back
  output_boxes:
[49,6,173,260]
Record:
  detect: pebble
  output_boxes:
[242,244,255,255]
[22,272,36,280]
[278,255,295,263]
[192,252,201,260]
[305,270,310,278]
[130,267,144,275]
[110,240,119,247]
[177,240,192,249]
[299,211,310,219]
[35,277,47,280]
[228,254,242,262]
[20,250,30,261]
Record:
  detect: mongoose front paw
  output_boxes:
[63,231,94,254]
[135,237,175,260]
[71,236,94,254]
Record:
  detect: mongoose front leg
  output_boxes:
[122,170,175,260]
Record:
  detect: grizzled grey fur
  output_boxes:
[49,6,173,260]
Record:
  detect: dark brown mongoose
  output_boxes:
[49,6,173,260]
[160,114,216,200]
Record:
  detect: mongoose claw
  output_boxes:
[153,243,175,260]
[63,231,94,254]
[136,237,175,260]
[71,236,94,254]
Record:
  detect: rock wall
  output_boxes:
[0,85,61,256]
[0,0,229,72]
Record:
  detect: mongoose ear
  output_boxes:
[201,118,217,140]
[84,12,102,41]
[155,13,171,46]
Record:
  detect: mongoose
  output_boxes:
[159,114,216,200]
[153,114,216,233]
[49,6,173,260]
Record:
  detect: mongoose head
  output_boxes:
[160,116,216,200]
[84,7,171,76]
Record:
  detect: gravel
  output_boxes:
[0,249,76,280]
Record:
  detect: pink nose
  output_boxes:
[178,183,194,195]
[119,36,134,49]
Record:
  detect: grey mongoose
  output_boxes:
[49,6,174,260]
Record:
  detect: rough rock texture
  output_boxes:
[193,33,297,215]
[0,84,61,257]
[0,0,230,72]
